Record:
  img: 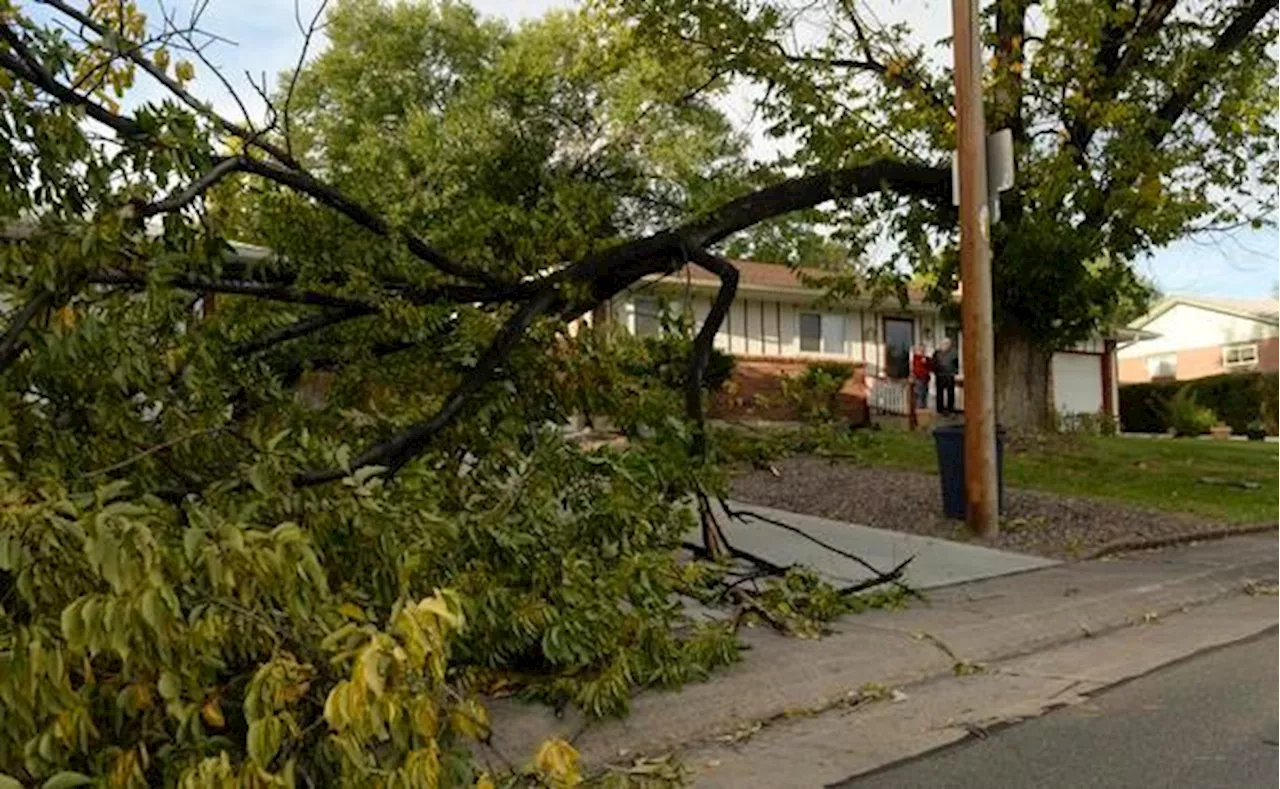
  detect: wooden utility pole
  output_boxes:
[951,0,999,538]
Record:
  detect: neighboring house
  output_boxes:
[593,260,1131,423]
[1117,296,1280,383]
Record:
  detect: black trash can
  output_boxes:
[932,423,1005,519]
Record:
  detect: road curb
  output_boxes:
[480,535,1278,769]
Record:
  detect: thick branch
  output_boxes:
[90,269,377,311]
[295,160,949,485]
[1147,0,1275,144]
[683,250,738,457]
[229,306,375,356]
[0,291,53,374]
[295,287,560,485]
[0,24,144,138]
[1065,0,1180,160]
[238,158,501,286]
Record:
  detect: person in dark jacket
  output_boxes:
[932,338,959,415]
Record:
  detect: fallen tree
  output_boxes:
[0,1,933,785]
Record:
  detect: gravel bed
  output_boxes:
[729,456,1269,560]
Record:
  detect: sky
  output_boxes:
[68,0,1280,301]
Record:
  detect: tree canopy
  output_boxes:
[612,0,1277,424]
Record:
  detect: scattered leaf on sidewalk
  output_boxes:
[1142,611,1159,623]
[952,661,985,676]
[890,689,909,703]
[1243,580,1278,596]
[705,760,721,769]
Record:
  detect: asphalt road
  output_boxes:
[835,631,1279,789]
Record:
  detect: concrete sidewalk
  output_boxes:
[480,533,1277,772]
[705,500,1057,589]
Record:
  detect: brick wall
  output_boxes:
[710,355,870,423]
[1119,337,1280,383]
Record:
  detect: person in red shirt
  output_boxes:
[911,344,932,410]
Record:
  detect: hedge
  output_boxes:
[1119,372,1279,434]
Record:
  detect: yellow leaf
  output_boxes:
[449,698,489,741]
[154,47,170,72]
[55,306,76,330]
[533,738,582,787]
[201,697,225,729]
[475,773,497,789]
[412,697,438,739]
[339,602,366,621]
[175,60,196,83]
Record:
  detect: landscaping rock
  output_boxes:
[730,457,1273,560]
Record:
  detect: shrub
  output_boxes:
[1163,385,1218,436]
[780,362,855,423]
[1054,410,1119,436]
[1119,372,1278,434]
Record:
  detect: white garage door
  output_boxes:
[1052,352,1103,415]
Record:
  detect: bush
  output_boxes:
[1119,372,1278,435]
[1163,385,1218,436]
[1054,410,1118,436]
[779,362,855,423]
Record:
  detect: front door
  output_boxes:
[883,317,914,380]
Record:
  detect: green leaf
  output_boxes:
[41,774,92,789]
[40,778,90,789]
[247,715,283,767]
[0,773,26,789]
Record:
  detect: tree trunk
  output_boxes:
[993,326,1053,432]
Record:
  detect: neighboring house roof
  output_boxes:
[644,260,938,306]
[1131,295,1280,328]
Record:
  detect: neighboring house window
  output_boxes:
[1223,343,1258,368]
[1147,353,1177,379]
[799,312,822,352]
[633,297,661,337]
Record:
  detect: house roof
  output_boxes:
[1132,295,1280,327]
[648,260,937,305]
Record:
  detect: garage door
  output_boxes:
[1052,352,1103,415]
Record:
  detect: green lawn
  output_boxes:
[838,430,1279,524]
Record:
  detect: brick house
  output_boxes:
[1118,296,1280,383]
[593,260,1132,424]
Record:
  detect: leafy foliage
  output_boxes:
[1161,385,1219,436]
[1121,372,1279,435]
[777,362,856,423]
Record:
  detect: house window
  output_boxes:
[1223,343,1258,368]
[1147,353,1177,379]
[633,297,661,337]
[799,312,822,352]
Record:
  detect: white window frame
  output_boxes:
[1222,343,1258,368]
[1147,352,1177,379]
[632,297,662,337]
[798,312,823,353]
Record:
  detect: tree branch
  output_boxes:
[229,305,375,356]
[0,24,144,139]
[295,286,560,485]
[135,156,248,217]
[89,269,378,310]
[1080,0,1276,230]
[0,291,53,374]
[683,249,738,457]
[34,0,301,167]
[237,158,503,286]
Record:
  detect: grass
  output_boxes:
[839,428,1279,524]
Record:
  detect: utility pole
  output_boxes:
[951,0,999,538]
